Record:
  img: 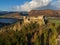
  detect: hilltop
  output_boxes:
[0,9,60,17]
[29,9,60,17]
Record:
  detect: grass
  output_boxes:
[0,17,60,45]
[48,19,60,24]
[0,21,58,45]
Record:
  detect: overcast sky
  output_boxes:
[0,0,60,11]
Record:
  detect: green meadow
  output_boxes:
[49,19,60,24]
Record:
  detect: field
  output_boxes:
[49,19,60,24]
[48,17,60,24]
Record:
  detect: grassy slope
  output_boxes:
[48,17,60,24]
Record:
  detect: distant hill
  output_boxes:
[0,10,60,17]
[28,10,60,17]
[0,11,17,16]
[55,10,60,16]
[0,11,28,19]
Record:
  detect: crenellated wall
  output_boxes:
[23,15,45,25]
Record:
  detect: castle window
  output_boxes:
[35,16,38,18]
[28,18,30,21]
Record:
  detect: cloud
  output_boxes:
[34,0,60,10]
[51,0,60,10]
[13,0,52,11]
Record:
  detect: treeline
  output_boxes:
[0,22,60,45]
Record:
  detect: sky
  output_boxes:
[0,0,60,11]
[0,0,31,11]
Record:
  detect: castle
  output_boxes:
[0,12,48,32]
